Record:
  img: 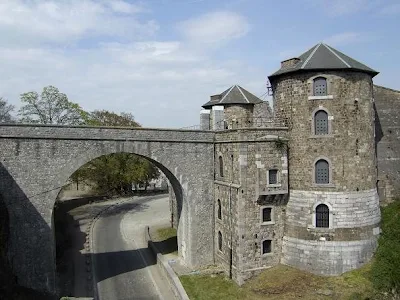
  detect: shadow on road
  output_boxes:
[92,247,157,283]
[55,194,173,298]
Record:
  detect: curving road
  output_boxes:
[92,195,176,300]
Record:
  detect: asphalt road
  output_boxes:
[92,195,176,300]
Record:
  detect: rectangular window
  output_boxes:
[268,169,278,185]
[262,240,272,254]
[262,207,272,222]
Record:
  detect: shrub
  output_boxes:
[371,201,400,295]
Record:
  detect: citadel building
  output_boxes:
[198,43,399,284]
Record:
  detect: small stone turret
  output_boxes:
[201,85,265,129]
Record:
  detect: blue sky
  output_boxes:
[0,0,399,127]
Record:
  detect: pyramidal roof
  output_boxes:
[269,43,378,79]
[202,85,264,109]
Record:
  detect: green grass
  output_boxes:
[178,202,400,299]
[154,227,177,242]
[180,263,377,299]
[180,274,246,300]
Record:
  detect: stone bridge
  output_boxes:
[0,124,215,294]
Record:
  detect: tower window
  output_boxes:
[262,240,272,254]
[316,204,329,228]
[218,231,223,251]
[313,77,327,96]
[268,169,278,185]
[219,156,224,177]
[314,110,328,135]
[315,159,329,184]
[217,199,222,220]
[262,207,272,222]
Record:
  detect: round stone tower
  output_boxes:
[268,43,381,275]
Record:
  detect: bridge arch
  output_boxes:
[0,124,215,295]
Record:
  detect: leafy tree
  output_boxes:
[19,86,87,125]
[86,110,140,127]
[71,110,160,195]
[0,98,14,123]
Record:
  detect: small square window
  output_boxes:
[262,240,272,254]
[262,207,272,222]
[268,169,278,185]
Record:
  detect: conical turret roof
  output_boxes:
[202,85,263,109]
[269,43,378,80]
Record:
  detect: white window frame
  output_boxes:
[267,169,281,187]
[260,206,275,225]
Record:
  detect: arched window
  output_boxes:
[219,156,224,177]
[316,204,329,228]
[217,199,222,220]
[315,159,329,184]
[218,231,222,251]
[313,77,327,96]
[314,110,328,135]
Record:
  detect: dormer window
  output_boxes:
[313,77,327,96]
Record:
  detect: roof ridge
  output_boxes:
[323,43,351,68]
[220,85,235,103]
[301,43,321,69]
[237,85,250,103]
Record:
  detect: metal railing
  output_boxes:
[214,117,285,131]
[180,118,285,131]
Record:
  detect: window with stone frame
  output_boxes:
[218,231,223,251]
[316,204,329,228]
[315,159,329,184]
[217,199,222,220]
[262,207,272,222]
[313,77,327,96]
[219,156,224,177]
[314,110,329,135]
[262,240,272,254]
[268,169,278,185]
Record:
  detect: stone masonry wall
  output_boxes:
[215,128,289,284]
[271,71,377,192]
[0,124,215,295]
[223,105,254,129]
[271,70,380,276]
[282,237,377,275]
[374,85,400,201]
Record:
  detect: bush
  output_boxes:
[371,201,400,295]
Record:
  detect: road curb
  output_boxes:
[145,226,190,300]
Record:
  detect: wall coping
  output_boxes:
[144,226,190,300]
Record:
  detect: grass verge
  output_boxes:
[180,263,377,300]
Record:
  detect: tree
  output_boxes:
[0,98,14,123]
[70,110,160,195]
[19,85,87,125]
[86,110,140,127]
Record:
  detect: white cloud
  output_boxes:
[0,3,266,128]
[178,11,250,44]
[106,0,144,14]
[0,0,158,46]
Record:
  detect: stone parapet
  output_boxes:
[281,236,377,275]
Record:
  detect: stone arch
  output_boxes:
[0,134,214,295]
[54,146,186,246]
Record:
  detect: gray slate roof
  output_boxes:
[269,43,379,79]
[202,85,263,109]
